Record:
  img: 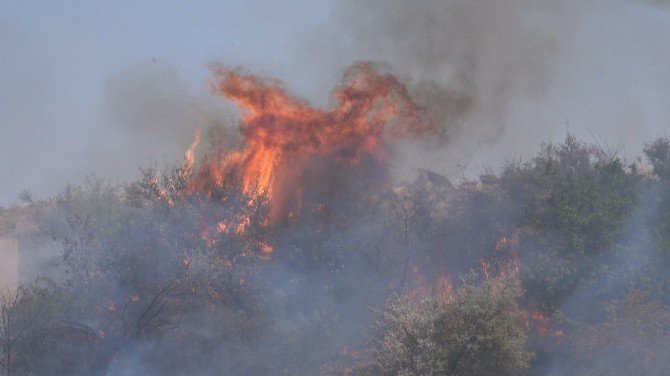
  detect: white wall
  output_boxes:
[0,238,19,290]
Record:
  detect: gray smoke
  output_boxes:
[102,61,239,170]
[282,0,669,183]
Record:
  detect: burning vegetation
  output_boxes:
[187,62,431,221]
[1,64,670,375]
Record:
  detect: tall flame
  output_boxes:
[183,128,201,173]
[187,62,432,220]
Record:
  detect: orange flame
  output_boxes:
[494,232,562,339]
[410,264,454,299]
[257,241,274,260]
[182,128,201,174]
[259,242,273,255]
[181,250,191,267]
[186,63,431,221]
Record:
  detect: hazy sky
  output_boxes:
[1,0,669,205]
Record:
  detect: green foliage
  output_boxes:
[571,290,670,376]
[644,137,670,180]
[24,170,275,373]
[497,135,638,313]
[368,274,530,376]
[5,134,670,374]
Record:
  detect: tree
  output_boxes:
[385,186,436,290]
[497,135,638,314]
[31,172,274,374]
[644,137,670,180]
[0,280,72,376]
[571,290,670,376]
[367,273,530,376]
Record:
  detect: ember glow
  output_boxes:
[186,63,432,221]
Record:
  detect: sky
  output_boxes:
[1,0,669,205]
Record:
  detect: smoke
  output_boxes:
[102,61,239,169]
[105,62,197,140]
[337,0,567,131]
[89,0,669,190]
[98,0,577,199]
[290,0,579,181]
[279,0,670,184]
[632,0,670,7]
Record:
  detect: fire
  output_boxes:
[484,232,522,286]
[410,264,453,299]
[257,241,274,260]
[182,128,201,174]
[434,274,453,297]
[186,62,431,221]
[524,311,564,338]
[492,232,563,339]
[216,220,228,233]
[235,215,250,234]
[182,250,191,267]
[259,242,273,255]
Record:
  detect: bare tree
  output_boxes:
[0,288,20,376]
[385,187,435,290]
